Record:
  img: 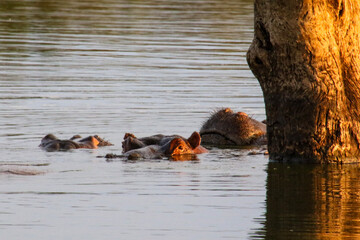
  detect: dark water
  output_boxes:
[1,0,359,239]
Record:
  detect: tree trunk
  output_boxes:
[247,0,360,163]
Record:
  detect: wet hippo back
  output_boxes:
[41,139,80,151]
[200,108,266,146]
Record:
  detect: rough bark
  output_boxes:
[247,0,360,163]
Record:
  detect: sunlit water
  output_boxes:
[0,0,359,239]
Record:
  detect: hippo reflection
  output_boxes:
[116,131,208,160]
[39,134,113,151]
[200,108,267,146]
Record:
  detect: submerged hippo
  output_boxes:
[112,131,208,160]
[200,108,267,146]
[39,134,113,151]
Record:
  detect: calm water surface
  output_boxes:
[0,0,359,239]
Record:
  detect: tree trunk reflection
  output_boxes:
[264,163,360,240]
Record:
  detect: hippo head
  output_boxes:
[39,134,58,147]
[162,131,203,156]
[78,136,100,149]
[200,108,266,146]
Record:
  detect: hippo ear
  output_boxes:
[187,131,201,149]
[70,135,81,140]
[124,133,136,140]
[90,136,100,147]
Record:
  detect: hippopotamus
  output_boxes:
[39,134,113,151]
[70,134,113,147]
[200,108,267,146]
[117,131,208,160]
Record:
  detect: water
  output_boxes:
[0,0,359,239]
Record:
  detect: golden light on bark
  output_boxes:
[247,0,360,163]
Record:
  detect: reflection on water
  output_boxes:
[1,0,359,239]
[259,163,360,240]
[0,0,261,148]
